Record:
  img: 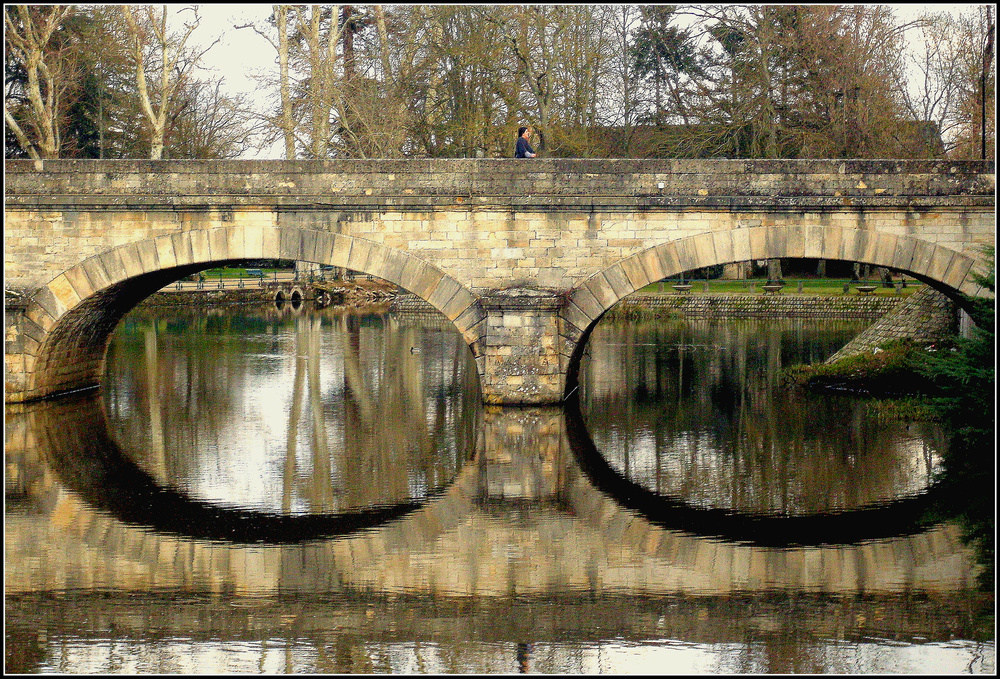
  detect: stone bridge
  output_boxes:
[4,159,995,404]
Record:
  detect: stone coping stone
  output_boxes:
[7,159,993,212]
[6,158,995,174]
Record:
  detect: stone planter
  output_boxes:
[856,285,878,295]
[672,284,693,293]
[762,284,784,294]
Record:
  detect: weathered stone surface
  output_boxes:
[826,287,957,362]
[615,292,902,319]
[478,288,566,404]
[4,159,994,404]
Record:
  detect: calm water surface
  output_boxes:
[4,301,994,674]
[579,318,945,515]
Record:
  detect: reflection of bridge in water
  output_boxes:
[6,394,981,600]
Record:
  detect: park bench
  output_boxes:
[241,268,267,288]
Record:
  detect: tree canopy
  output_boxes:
[5,4,995,160]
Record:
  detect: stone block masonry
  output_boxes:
[4,159,994,404]
[479,288,565,405]
[6,159,994,296]
[615,292,901,320]
[825,287,957,362]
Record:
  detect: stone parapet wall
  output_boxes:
[614,293,901,319]
[5,159,994,296]
[6,158,993,207]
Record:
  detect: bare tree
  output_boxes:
[426,5,517,157]
[235,5,301,159]
[227,2,967,163]
[643,5,918,159]
[167,78,255,159]
[976,6,995,159]
[299,5,344,158]
[900,13,966,155]
[501,5,562,152]
[240,5,370,158]
[910,6,996,160]
[4,5,75,159]
[600,5,644,155]
[122,5,217,159]
[962,5,996,159]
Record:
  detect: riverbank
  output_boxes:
[141,278,397,308]
[781,338,944,399]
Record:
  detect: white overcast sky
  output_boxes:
[181,3,985,159]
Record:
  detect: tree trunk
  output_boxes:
[980,7,995,159]
[767,259,783,282]
[123,6,200,159]
[423,7,444,152]
[276,5,296,159]
[342,6,355,81]
[4,5,74,159]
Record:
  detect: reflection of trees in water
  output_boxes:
[106,313,249,484]
[580,319,946,514]
[102,305,480,514]
[336,313,438,511]
[4,590,994,673]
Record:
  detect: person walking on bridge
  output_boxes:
[515,126,536,158]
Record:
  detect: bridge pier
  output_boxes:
[479,288,572,406]
[480,405,566,501]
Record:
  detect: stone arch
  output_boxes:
[17,225,485,402]
[560,226,987,396]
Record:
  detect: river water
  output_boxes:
[4,300,994,674]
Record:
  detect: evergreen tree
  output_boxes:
[917,247,995,589]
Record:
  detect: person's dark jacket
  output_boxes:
[515,137,535,158]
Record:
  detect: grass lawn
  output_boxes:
[637,278,923,297]
[198,267,289,278]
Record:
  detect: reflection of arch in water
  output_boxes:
[36,393,466,545]
[562,390,949,548]
[10,396,979,597]
[574,316,946,512]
